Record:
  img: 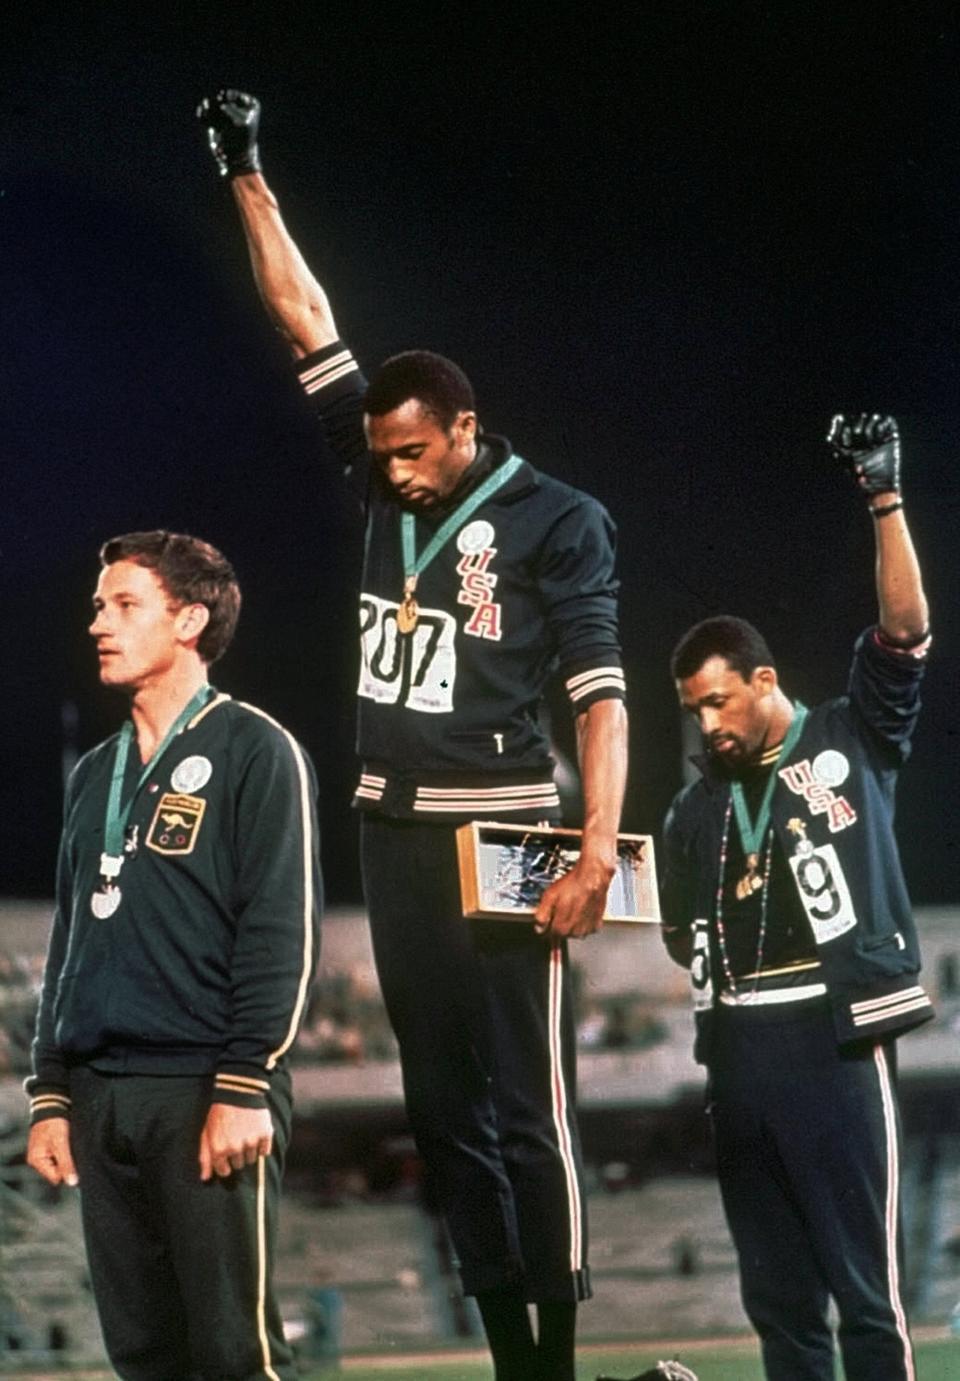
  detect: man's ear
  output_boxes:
[751,665,778,698]
[176,603,211,649]
[454,409,478,444]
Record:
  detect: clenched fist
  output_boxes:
[197,89,261,179]
[827,413,901,498]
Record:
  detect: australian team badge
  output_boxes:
[146,792,207,855]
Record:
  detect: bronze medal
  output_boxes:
[735,852,763,901]
[396,577,419,634]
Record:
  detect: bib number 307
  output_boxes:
[358,594,456,713]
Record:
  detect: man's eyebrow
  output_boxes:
[92,589,139,605]
[374,441,427,455]
[682,690,725,708]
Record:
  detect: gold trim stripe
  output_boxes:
[237,703,316,1072]
[255,1155,281,1381]
[215,1076,271,1094]
[187,692,231,729]
[31,1094,71,1111]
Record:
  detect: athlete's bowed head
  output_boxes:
[363,351,479,510]
[672,617,793,773]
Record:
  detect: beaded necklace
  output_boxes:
[713,795,776,1001]
[712,703,808,1001]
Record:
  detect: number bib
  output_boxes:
[358,593,457,713]
[689,919,713,1012]
[788,842,857,944]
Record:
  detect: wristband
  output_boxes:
[876,624,930,651]
[870,499,903,518]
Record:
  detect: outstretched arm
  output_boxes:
[198,90,338,358]
[828,413,929,644]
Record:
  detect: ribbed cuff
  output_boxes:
[213,1068,271,1109]
[28,1089,72,1125]
[296,340,361,402]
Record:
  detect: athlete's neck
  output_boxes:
[761,690,795,756]
[130,665,209,764]
[733,691,797,779]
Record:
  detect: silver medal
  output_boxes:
[91,886,122,919]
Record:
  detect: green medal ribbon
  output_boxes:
[729,703,808,863]
[400,453,524,598]
[100,685,213,877]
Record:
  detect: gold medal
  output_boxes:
[396,577,419,634]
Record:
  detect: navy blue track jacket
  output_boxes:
[296,340,626,820]
[661,628,934,1056]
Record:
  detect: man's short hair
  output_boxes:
[99,531,241,665]
[670,616,776,683]
[364,350,475,430]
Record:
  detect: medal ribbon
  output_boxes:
[401,454,524,587]
[728,703,808,859]
[102,686,213,866]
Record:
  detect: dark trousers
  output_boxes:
[69,1066,295,1381]
[708,1001,915,1381]
[361,814,590,1301]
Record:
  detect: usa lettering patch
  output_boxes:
[457,548,503,641]
[778,758,858,833]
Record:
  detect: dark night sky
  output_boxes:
[3,2,958,902]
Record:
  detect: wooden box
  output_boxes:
[456,821,660,925]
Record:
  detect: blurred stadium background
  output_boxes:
[3,899,958,1376]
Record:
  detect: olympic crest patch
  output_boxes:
[171,754,213,793]
[146,792,207,856]
[457,519,495,554]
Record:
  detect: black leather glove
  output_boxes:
[827,412,901,497]
[196,89,261,179]
[597,1363,699,1381]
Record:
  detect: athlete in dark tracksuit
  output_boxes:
[298,344,622,1304]
[198,89,629,1381]
[661,415,931,1381]
[27,532,322,1381]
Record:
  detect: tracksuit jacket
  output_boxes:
[661,627,934,1059]
[27,694,322,1123]
[296,340,627,820]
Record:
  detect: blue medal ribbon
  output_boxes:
[399,454,524,619]
[99,685,213,879]
[729,702,808,865]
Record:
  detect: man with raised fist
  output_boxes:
[197,90,629,1381]
[659,416,931,1381]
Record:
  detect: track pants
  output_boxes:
[708,1000,915,1381]
[68,1066,295,1381]
[361,814,590,1301]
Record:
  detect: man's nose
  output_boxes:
[387,462,416,493]
[700,708,719,735]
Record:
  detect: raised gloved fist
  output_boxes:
[827,412,901,497]
[196,89,261,179]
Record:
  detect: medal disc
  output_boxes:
[91,886,122,919]
[396,599,419,634]
[735,870,763,902]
